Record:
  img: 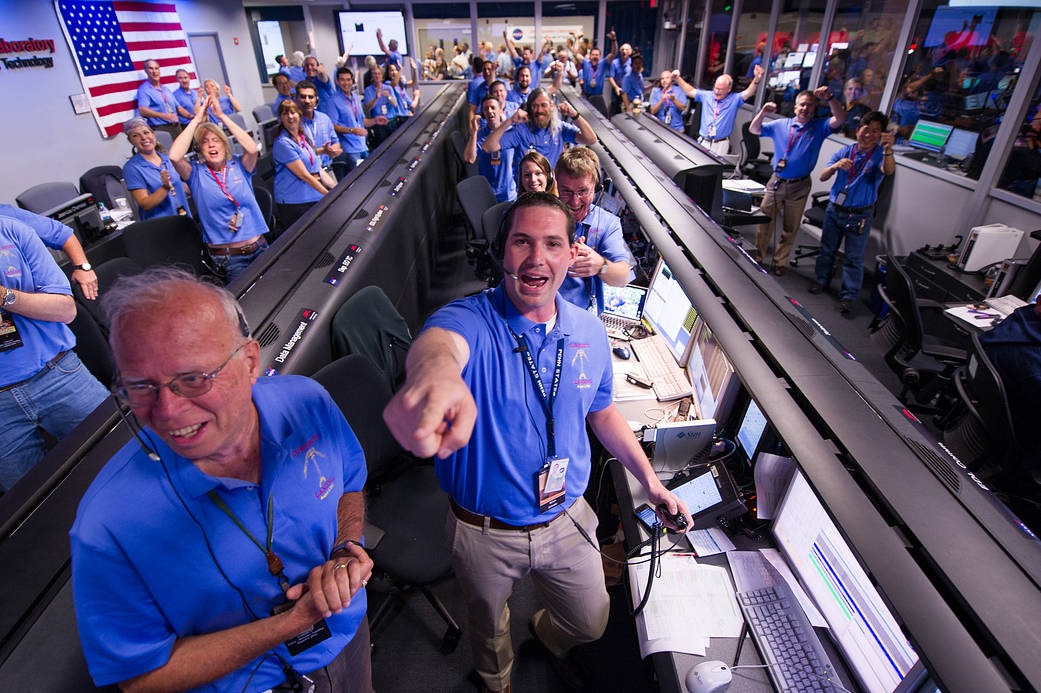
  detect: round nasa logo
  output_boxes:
[512,28,524,41]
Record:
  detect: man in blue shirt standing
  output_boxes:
[506,65,534,106]
[673,63,763,153]
[0,217,108,490]
[136,59,180,138]
[575,31,617,100]
[608,42,632,116]
[482,88,597,168]
[295,80,343,174]
[383,193,690,693]
[302,56,338,118]
[649,70,688,131]
[810,111,895,315]
[468,58,497,114]
[466,95,516,202]
[71,268,374,693]
[750,86,846,275]
[376,28,402,69]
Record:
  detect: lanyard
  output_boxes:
[209,164,240,208]
[844,145,876,193]
[783,121,809,159]
[150,82,168,108]
[711,97,722,126]
[342,91,360,120]
[514,333,565,458]
[207,490,291,592]
[297,133,315,168]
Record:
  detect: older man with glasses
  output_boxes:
[70,268,375,693]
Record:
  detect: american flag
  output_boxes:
[55,0,198,138]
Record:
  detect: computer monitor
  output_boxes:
[45,193,105,244]
[642,259,698,364]
[785,52,805,68]
[907,120,953,153]
[962,92,987,111]
[602,284,647,321]
[736,398,768,457]
[802,52,817,69]
[773,470,920,692]
[685,321,737,421]
[943,128,978,161]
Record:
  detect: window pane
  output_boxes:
[415,3,473,79]
[679,3,707,78]
[893,3,1037,182]
[764,0,828,115]
[825,0,906,136]
[998,80,1041,200]
[701,0,734,88]
[732,0,772,91]
[475,4,537,80]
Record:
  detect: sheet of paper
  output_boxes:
[753,453,796,520]
[613,368,657,402]
[944,304,998,330]
[686,527,736,556]
[760,548,827,628]
[627,553,743,658]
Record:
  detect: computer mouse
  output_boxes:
[685,660,733,693]
[613,345,631,360]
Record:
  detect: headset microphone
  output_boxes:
[115,402,161,461]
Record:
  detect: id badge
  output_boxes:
[0,308,24,352]
[707,124,716,138]
[228,210,243,231]
[834,191,846,206]
[490,149,501,165]
[775,158,787,172]
[284,618,332,656]
[381,104,388,115]
[536,457,568,513]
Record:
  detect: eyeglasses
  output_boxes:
[114,342,249,407]
[558,188,594,201]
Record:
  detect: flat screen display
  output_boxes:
[908,120,953,153]
[337,11,408,56]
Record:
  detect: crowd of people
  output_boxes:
[0,24,924,693]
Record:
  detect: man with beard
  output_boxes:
[482,88,596,168]
[506,65,534,107]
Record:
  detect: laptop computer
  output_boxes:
[602,284,648,339]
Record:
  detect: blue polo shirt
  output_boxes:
[513,56,544,76]
[559,204,633,313]
[172,86,196,125]
[826,143,887,208]
[207,95,237,125]
[621,72,645,104]
[302,111,338,167]
[580,60,608,96]
[891,97,920,129]
[694,90,744,139]
[186,156,267,246]
[475,124,516,202]
[71,376,367,691]
[497,121,580,168]
[310,74,338,117]
[385,50,402,69]
[329,90,368,154]
[0,218,75,386]
[135,81,177,127]
[610,56,631,86]
[0,203,72,248]
[506,86,531,106]
[273,93,293,111]
[426,286,613,525]
[123,153,192,220]
[760,116,837,179]
[273,132,323,205]
[387,83,412,118]
[467,75,491,106]
[364,82,394,118]
[285,65,306,83]
[650,86,688,131]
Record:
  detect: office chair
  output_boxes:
[457,175,497,241]
[71,257,144,331]
[449,129,478,180]
[120,215,214,278]
[310,354,462,653]
[684,99,702,140]
[79,166,138,221]
[588,93,608,118]
[153,129,174,153]
[68,302,115,388]
[330,286,413,392]
[869,255,967,414]
[738,122,774,184]
[469,200,510,286]
[16,181,80,214]
[939,332,1018,482]
[790,192,830,266]
[250,179,277,239]
[251,104,275,125]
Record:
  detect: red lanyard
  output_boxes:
[844,146,876,192]
[150,82,168,107]
[783,121,808,158]
[296,133,315,168]
[712,97,722,125]
[209,164,239,207]
[342,91,360,120]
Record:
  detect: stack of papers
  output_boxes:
[627,554,743,657]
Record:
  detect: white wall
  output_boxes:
[0,0,266,203]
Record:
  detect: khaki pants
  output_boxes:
[756,174,812,268]
[446,497,610,691]
[699,136,731,155]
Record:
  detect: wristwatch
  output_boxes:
[75,262,93,272]
[598,258,609,275]
[2,286,15,308]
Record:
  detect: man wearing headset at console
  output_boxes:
[554,147,634,314]
[383,192,691,693]
[70,268,375,693]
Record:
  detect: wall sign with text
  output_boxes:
[0,36,56,70]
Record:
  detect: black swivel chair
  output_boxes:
[738,122,774,184]
[449,129,479,180]
[330,286,413,393]
[252,104,275,125]
[251,179,277,238]
[120,215,214,277]
[16,181,80,214]
[153,129,174,153]
[457,175,497,241]
[310,354,462,653]
[79,166,138,221]
[869,255,967,414]
[68,302,115,388]
[587,93,608,118]
[790,192,831,266]
[71,257,144,331]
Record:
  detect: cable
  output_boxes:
[628,521,659,617]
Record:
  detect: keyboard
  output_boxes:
[601,313,641,339]
[630,335,693,401]
[737,582,843,692]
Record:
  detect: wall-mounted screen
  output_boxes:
[337,11,408,56]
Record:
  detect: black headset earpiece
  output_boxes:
[236,309,250,338]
